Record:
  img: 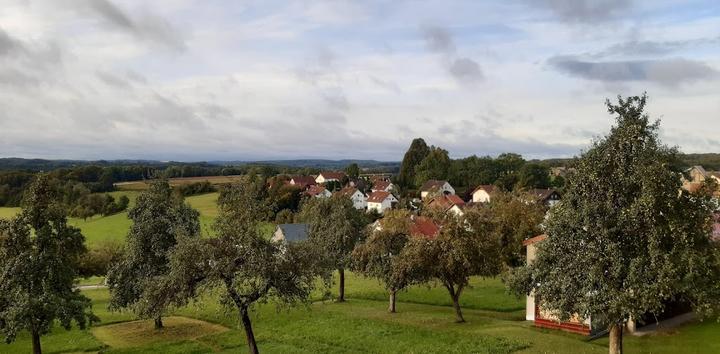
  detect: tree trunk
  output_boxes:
[608,322,623,354]
[240,305,259,354]
[338,268,345,302]
[31,330,42,354]
[154,316,164,329]
[445,284,465,323]
[451,294,465,323]
[388,289,397,313]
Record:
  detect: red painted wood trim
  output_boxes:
[534,318,591,335]
[523,234,547,246]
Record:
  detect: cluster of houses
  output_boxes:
[274,171,562,242]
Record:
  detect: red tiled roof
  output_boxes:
[523,234,547,246]
[319,171,347,180]
[410,216,440,239]
[420,179,448,191]
[337,186,360,198]
[367,191,392,203]
[290,176,316,187]
[372,180,392,191]
[426,194,465,210]
[306,185,327,196]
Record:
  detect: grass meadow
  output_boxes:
[2,192,720,353]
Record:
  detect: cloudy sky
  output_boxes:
[0,0,718,161]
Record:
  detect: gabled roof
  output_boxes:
[523,234,547,246]
[367,191,394,203]
[318,171,347,180]
[688,165,708,177]
[372,180,392,191]
[532,188,560,201]
[426,194,465,210]
[306,185,328,196]
[410,216,440,239]
[276,224,309,242]
[420,179,449,192]
[289,175,316,187]
[337,186,362,198]
[472,184,495,194]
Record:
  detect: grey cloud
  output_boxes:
[96,71,131,88]
[369,76,401,93]
[549,56,718,85]
[321,89,350,111]
[0,28,24,56]
[531,0,633,23]
[449,58,483,85]
[421,25,455,54]
[592,37,720,58]
[0,68,41,87]
[77,0,186,51]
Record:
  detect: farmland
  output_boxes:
[115,175,245,191]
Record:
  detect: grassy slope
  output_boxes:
[0,191,220,246]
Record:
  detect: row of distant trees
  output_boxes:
[395,139,564,197]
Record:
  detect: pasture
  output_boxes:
[3,272,719,353]
[2,191,720,353]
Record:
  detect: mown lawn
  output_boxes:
[3,272,720,353]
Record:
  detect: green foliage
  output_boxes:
[173,181,216,197]
[0,175,97,353]
[397,138,430,189]
[345,163,360,179]
[515,163,551,189]
[508,94,720,353]
[481,191,546,266]
[298,197,369,275]
[107,180,200,323]
[156,179,319,353]
[352,210,427,312]
[78,242,125,278]
[413,146,451,188]
[274,209,294,224]
[398,209,503,322]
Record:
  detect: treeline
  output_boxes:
[396,138,564,196]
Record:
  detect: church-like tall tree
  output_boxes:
[397,138,430,189]
[0,175,97,354]
[507,94,720,354]
[106,180,199,329]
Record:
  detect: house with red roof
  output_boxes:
[371,180,395,193]
[336,186,367,210]
[315,171,347,184]
[306,185,331,199]
[366,191,398,214]
[409,215,440,239]
[426,194,466,216]
[289,175,316,189]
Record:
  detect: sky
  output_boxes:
[0,0,718,161]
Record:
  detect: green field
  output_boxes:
[2,192,720,352]
[3,271,719,353]
[0,191,222,247]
